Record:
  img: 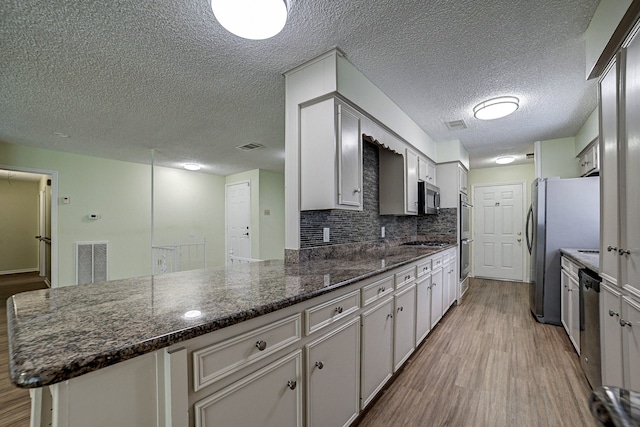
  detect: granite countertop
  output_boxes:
[560,248,600,273]
[7,244,455,389]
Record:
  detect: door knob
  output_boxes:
[517,238,522,242]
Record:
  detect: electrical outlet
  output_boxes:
[323,227,330,242]
[381,226,386,238]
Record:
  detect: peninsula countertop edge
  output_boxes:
[7,245,454,389]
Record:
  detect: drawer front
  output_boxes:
[362,275,394,306]
[431,255,443,270]
[561,256,570,271]
[416,259,432,278]
[305,290,360,335]
[193,314,302,391]
[395,267,416,289]
[442,251,451,264]
[569,262,580,279]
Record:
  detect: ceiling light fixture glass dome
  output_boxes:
[495,156,516,165]
[473,96,519,120]
[211,0,289,40]
[184,163,201,171]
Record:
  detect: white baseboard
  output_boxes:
[0,268,39,275]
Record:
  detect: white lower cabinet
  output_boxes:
[601,281,623,387]
[622,295,640,391]
[415,274,432,346]
[194,350,303,427]
[430,267,444,328]
[360,297,394,409]
[394,284,416,371]
[560,256,580,354]
[306,317,360,427]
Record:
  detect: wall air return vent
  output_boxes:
[445,120,467,131]
[236,143,264,151]
[76,241,108,285]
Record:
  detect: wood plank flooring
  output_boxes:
[0,272,48,427]
[356,278,596,427]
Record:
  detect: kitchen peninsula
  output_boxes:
[8,242,457,427]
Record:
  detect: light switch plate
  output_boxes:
[323,227,330,242]
[381,226,386,238]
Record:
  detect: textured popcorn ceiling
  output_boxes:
[0,0,599,174]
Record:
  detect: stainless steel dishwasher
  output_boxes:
[579,268,602,389]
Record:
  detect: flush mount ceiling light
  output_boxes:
[473,96,519,120]
[211,0,288,40]
[184,163,201,171]
[496,156,516,165]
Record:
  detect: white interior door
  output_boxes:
[226,181,252,262]
[473,183,525,281]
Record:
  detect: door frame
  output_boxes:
[471,181,527,282]
[225,180,252,264]
[0,164,59,287]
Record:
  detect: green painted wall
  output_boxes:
[538,137,580,178]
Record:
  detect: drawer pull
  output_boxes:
[315,361,324,370]
[255,340,267,351]
[287,380,297,390]
[397,306,403,312]
[335,307,343,314]
[387,313,393,319]
[379,286,385,293]
[621,319,632,328]
[405,275,411,281]
[607,245,617,252]
[609,310,620,318]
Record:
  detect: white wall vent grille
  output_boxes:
[75,241,108,285]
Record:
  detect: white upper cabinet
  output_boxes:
[458,165,468,195]
[578,141,599,177]
[435,162,467,209]
[418,156,436,185]
[300,98,363,211]
[405,148,419,214]
[379,146,418,216]
[600,60,618,281]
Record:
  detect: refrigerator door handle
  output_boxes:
[525,205,533,254]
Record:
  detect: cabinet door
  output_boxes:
[405,148,418,214]
[360,298,394,409]
[458,166,468,195]
[394,284,416,371]
[415,276,431,345]
[569,276,580,354]
[430,267,444,328]
[561,268,571,336]
[338,104,362,208]
[427,161,437,185]
[306,318,360,427]
[194,351,303,427]
[622,296,640,391]
[623,35,640,292]
[448,257,457,307]
[418,156,428,182]
[600,60,618,279]
[601,282,623,388]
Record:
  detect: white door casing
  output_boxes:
[226,181,252,262]
[473,183,525,281]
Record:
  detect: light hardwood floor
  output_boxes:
[356,277,596,427]
[1,272,48,427]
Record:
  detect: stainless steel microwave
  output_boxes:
[418,182,441,215]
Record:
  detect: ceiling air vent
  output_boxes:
[236,143,264,151]
[445,120,467,131]
[526,152,534,159]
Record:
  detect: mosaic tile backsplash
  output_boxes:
[299,141,457,249]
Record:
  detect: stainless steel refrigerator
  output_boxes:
[526,177,600,325]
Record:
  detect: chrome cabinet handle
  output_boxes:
[397,306,403,312]
[619,248,631,255]
[354,188,362,194]
[607,245,618,252]
[256,340,267,351]
[378,286,385,293]
[315,361,324,370]
[609,310,620,317]
[287,380,297,390]
[335,307,343,314]
[621,319,632,327]
[388,313,393,319]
